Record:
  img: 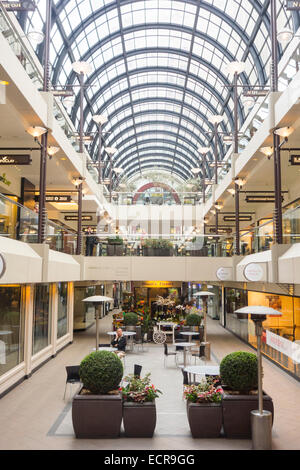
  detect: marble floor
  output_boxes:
[0,312,299,450]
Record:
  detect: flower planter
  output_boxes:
[107,244,124,256]
[222,390,274,438]
[123,401,156,437]
[72,388,122,438]
[187,401,222,438]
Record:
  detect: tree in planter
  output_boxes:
[120,373,162,437]
[220,351,274,438]
[184,378,223,438]
[185,313,203,327]
[72,351,123,438]
[123,312,139,326]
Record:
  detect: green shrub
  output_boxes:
[123,312,139,326]
[79,351,123,394]
[186,313,202,326]
[220,351,258,393]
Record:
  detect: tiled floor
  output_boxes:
[0,312,299,450]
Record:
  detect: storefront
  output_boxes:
[133,281,182,315]
[188,283,222,320]
[225,287,300,379]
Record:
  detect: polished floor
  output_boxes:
[0,312,299,450]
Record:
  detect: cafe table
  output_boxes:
[107,331,136,351]
[179,331,197,342]
[184,365,220,384]
[174,342,196,367]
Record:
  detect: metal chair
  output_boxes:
[63,365,81,400]
[134,326,144,352]
[99,343,111,347]
[191,343,206,364]
[133,364,142,378]
[163,343,178,367]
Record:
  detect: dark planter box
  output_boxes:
[123,401,156,437]
[107,244,124,256]
[72,389,122,438]
[143,247,172,256]
[187,401,222,438]
[222,390,274,439]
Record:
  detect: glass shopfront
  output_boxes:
[32,284,51,355]
[57,282,68,339]
[225,288,300,379]
[0,285,24,376]
[74,285,96,330]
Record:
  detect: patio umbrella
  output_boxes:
[82,295,113,351]
[234,305,281,450]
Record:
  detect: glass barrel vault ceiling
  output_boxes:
[21,0,299,183]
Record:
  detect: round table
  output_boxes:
[174,342,196,367]
[179,331,197,342]
[92,347,117,352]
[184,365,220,383]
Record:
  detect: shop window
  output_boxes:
[0,285,24,376]
[57,282,68,339]
[32,284,51,355]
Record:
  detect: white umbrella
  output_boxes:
[83,296,114,350]
[233,305,281,450]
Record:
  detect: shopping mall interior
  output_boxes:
[1,0,300,453]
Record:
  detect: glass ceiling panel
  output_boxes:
[23,0,297,180]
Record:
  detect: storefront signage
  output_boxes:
[223,215,252,222]
[0,253,6,279]
[290,155,300,165]
[1,1,36,11]
[266,330,300,363]
[245,195,283,203]
[216,267,233,281]
[243,262,265,282]
[52,90,74,97]
[65,215,92,221]
[46,195,72,203]
[243,89,268,97]
[143,281,174,288]
[0,155,31,165]
[285,1,300,10]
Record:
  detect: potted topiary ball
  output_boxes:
[72,350,123,438]
[185,313,203,339]
[123,312,139,332]
[220,351,274,438]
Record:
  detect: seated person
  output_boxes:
[111,328,127,355]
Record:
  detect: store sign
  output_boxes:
[0,155,31,165]
[290,155,300,165]
[216,267,233,281]
[1,1,36,11]
[143,281,173,288]
[46,195,72,203]
[243,262,265,282]
[223,215,252,222]
[245,195,283,203]
[65,215,92,221]
[285,1,300,10]
[243,89,268,97]
[52,90,74,97]
[266,330,300,363]
[0,253,6,279]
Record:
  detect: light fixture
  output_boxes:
[274,126,294,138]
[225,61,246,76]
[105,147,117,156]
[92,114,108,125]
[71,61,92,75]
[260,146,273,157]
[47,146,60,157]
[208,115,224,125]
[197,146,210,154]
[27,30,44,45]
[208,162,225,168]
[0,80,9,86]
[113,167,124,175]
[103,178,111,185]
[241,95,255,109]
[210,209,216,215]
[235,177,246,187]
[63,95,75,109]
[227,188,235,196]
[215,203,223,210]
[72,176,84,187]
[27,126,47,138]
[277,28,293,46]
[191,167,201,174]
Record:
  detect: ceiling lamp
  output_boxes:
[47,146,60,157]
[215,203,223,210]
[227,188,235,196]
[277,28,293,46]
[71,61,92,75]
[62,95,75,109]
[27,30,44,45]
[72,176,84,187]
[197,146,210,154]
[235,177,246,187]
[260,146,273,157]
[105,147,117,156]
[114,167,124,175]
[208,115,224,125]
[27,126,47,138]
[210,209,216,215]
[242,95,255,110]
[191,167,201,174]
[225,61,246,76]
[92,115,108,125]
[274,126,294,138]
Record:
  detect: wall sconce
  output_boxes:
[235,177,246,187]
[214,203,223,211]
[47,146,60,159]
[260,147,273,159]
[274,126,294,139]
[27,126,47,138]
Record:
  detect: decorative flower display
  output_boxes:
[184,379,223,404]
[120,373,162,403]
